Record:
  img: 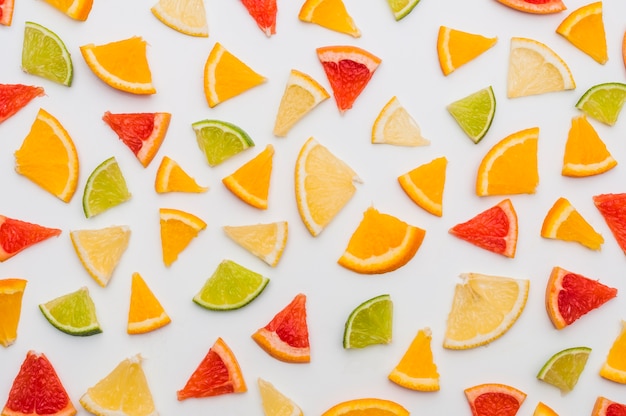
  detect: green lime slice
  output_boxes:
[193,259,269,310]
[192,119,255,167]
[447,86,496,144]
[39,287,102,336]
[575,82,626,126]
[537,346,591,393]
[343,294,393,349]
[82,156,131,218]
[21,21,73,86]
[386,0,420,20]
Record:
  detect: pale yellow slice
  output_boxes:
[151,0,208,37]
[223,221,288,267]
[258,378,303,416]
[372,96,429,146]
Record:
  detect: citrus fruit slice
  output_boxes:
[599,320,626,383]
[2,351,76,416]
[21,21,73,86]
[0,278,27,347]
[127,272,171,335]
[464,383,526,416]
[192,259,269,310]
[70,225,131,287]
[155,156,208,193]
[593,193,626,254]
[449,198,518,258]
[398,156,447,217]
[507,37,575,98]
[372,96,429,146]
[241,0,277,36]
[317,45,381,113]
[252,293,310,363]
[82,156,131,218]
[298,0,360,38]
[295,137,361,236]
[338,206,426,274]
[39,286,102,336]
[0,0,14,25]
[40,0,93,20]
[14,108,79,203]
[495,0,566,14]
[151,0,209,37]
[545,266,617,329]
[388,327,439,391]
[0,83,44,123]
[102,111,171,168]
[177,337,247,400]
[443,272,529,349]
[79,354,157,415]
[343,294,393,349]
[533,401,559,416]
[385,0,420,21]
[159,207,206,267]
[258,378,303,416]
[80,36,156,95]
[447,85,496,143]
[192,119,255,167]
[575,82,626,126]
[204,42,266,107]
[223,221,288,267]
[556,1,607,64]
[0,215,61,262]
[437,26,497,76]
[222,144,274,210]
[273,69,330,137]
[476,127,539,196]
[537,346,591,392]
[562,114,616,176]
[592,396,626,416]
[541,197,604,250]
[321,398,409,416]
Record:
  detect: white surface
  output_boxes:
[1,0,626,414]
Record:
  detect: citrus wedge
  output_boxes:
[127,272,171,335]
[562,114,616,176]
[0,0,14,25]
[372,96,429,146]
[533,401,559,416]
[22,21,73,86]
[592,396,626,416]
[0,279,27,348]
[343,294,393,349]
[257,378,303,416]
[495,0,566,14]
[192,118,255,167]
[398,156,447,217]
[593,193,626,254]
[159,207,206,267]
[464,383,527,416]
[223,221,288,267]
[155,156,208,193]
[575,82,626,126]
[40,0,93,20]
[39,286,102,336]
[298,0,360,38]
[241,0,277,36]
[222,144,274,210]
[556,1,607,64]
[541,197,604,250]
[537,346,591,392]
[599,320,626,383]
[388,327,439,391]
[321,398,409,416]
[437,26,497,76]
[0,215,61,262]
[447,85,496,143]
[0,83,44,123]
[82,156,131,218]
[151,0,209,37]
[385,0,420,21]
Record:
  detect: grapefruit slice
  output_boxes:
[593,193,626,255]
[241,0,277,36]
[495,0,566,14]
[449,198,518,258]
[0,0,14,25]
[464,383,526,416]
[592,396,626,416]
[546,266,617,329]
[2,351,76,416]
[0,84,44,123]
[251,293,310,363]
[0,215,61,262]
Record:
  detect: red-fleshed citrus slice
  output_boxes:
[0,215,61,262]
[0,0,14,25]
[592,396,626,416]
[0,84,44,123]
[593,193,626,255]
[495,0,566,14]
[240,0,277,36]
[464,383,527,416]
[177,337,247,400]
[251,293,310,363]
[545,266,618,329]
[2,350,77,416]
[449,198,518,258]
[316,45,381,113]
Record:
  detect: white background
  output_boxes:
[1,0,626,414]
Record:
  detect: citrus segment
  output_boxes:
[388,327,439,391]
[40,0,93,20]
[372,96,429,146]
[495,0,566,14]
[593,193,626,254]
[437,26,497,76]
[443,273,529,349]
[537,346,591,392]
[575,82,626,126]
[385,0,420,21]
[14,108,79,202]
[0,83,44,123]
[447,85,496,143]
[556,1,607,64]
[22,21,73,86]
[223,221,288,267]
[241,0,277,36]
[257,378,303,416]
[398,156,447,217]
[155,156,208,193]
[0,279,27,348]
[562,114,616,176]
[0,215,61,262]
[151,0,209,37]
[545,266,617,329]
[39,286,102,336]
[159,207,206,267]
[127,272,171,335]
[338,206,425,274]
[82,156,131,218]
[464,383,526,416]
[222,144,274,210]
[298,0,360,38]
[541,197,604,250]
[252,293,310,363]
[0,0,14,25]
[192,119,255,167]
[599,320,626,384]
[533,401,559,416]
[321,398,409,416]
[343,294,393,349]
[592,396,626,416]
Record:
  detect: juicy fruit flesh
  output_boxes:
[0,216,61,261]
[22,22,72,86]
[83,158,131,218]
[0,279,27,347]
[538,347,591,392]
[103,112,155,154]
[344,295,393,348]
[557,272,617,325]
[40,287,101,336]
[322,59,372,111]
[473,392,522,415]
[0,84,44,123]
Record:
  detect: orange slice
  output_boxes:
[159,208,207,267]
[476,127,539,196]
[298,0,360,38]
[592,396,626,415]
[541,197,604,250]
[495,0,566,14]
[80,36,156,95]
[599,320,626,383]
[534,401,559,416]
[127,272,171,335]
[222,144,274,210]
[556,1,607,64]
[41,0,93,20]
[338,206,425,274]
[321,398,409,416]
[388,327,439,391]
[398,156,447,217]
[223,221,288,267]
[437,26,497,76]
[155,156,208,193]
[464,383,527,416]
[562,114,616,177]
[0,278,27,347]
[204,42,266,107]
[0,215,61,262]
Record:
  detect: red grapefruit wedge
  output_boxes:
[0,215,61,262]
[464,383,526,416]
[241,0,277,36]
[0,0,14,25]
[593,193,626,255]
[592,396,626,416]
[495,0,566,14]
[0,84,45,123]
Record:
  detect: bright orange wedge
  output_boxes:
[41,0,93,20]
[562,115,616,177]
[398,156,447,216]
[437,26,497,75]
[298,0,360,37]
[222,144,274,210]
[160,208,207,267]
[541,197,604,250]
[127,272,171,335]
[0,279,27,347]
[599,320,626,384]
[155,156,208,193]
[388,327,439,391]
[321,398,409,416]
[556,1,607,64]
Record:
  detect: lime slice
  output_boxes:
[39,287,102,336]
[192,119,255,167]
[343,294,393,349]
[82,157,131,218]
[21,21,73,86]
[575,82,626,126]
[193,259,269,310]
[537,346,591,393]
[447,86,496,144]
[386,0,420,21]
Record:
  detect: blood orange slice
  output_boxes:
[546,266,617,329]
[2,351,76,416]
[592,396,626,416]
[251,293,310,363]
[449,198,518,258]
[241,0,277,36]
[317,45,381,113]
[593,193,626,255]
[0,84,44,123]
[0,0,14,25]
[0,215,61,262]
[464,383,526,416]
[495,0,566,14]
[102,111,171,168]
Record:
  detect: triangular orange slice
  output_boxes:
[437,26,497,76]
[0,278,27,347]
[398,156,447,217]
[562,114,616,177]
[127,272,171,335]
[155,156,208,193]
[388,327,440,391]
[541,197,604,250]
[557,1,607,64]
[0,215,61,262]
[222,144,274,210]
[298,0,360,38]
[159,208,207,267]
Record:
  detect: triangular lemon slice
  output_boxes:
[372,96,429,146]
[223,221,288,267]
